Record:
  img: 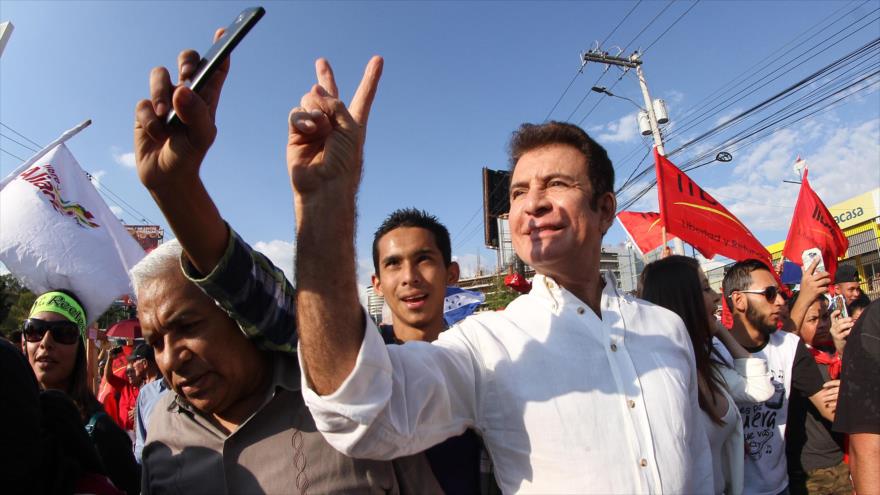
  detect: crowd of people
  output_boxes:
[1,33,878,495]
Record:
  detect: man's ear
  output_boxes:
[597,191,617,235]
[371,274,384,297]
[447,261,460,286]
[732,292,748,313]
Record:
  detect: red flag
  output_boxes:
[782,169,848,282]
[655,149,772,264]
[616,211,678,256]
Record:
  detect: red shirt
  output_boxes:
[102,358,139,431]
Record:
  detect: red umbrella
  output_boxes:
[106,318,142,340]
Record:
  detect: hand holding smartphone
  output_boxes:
[801,248,826,274]
[831,294,849,320]
[166,7,265,126]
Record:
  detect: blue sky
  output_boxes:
[2,1,879,287]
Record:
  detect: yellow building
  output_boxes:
[766,188,880,299]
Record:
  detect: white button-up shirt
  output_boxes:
[301,273,713,494]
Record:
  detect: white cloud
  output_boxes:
[357,257,375,290]
[597,112,640,143]
[88,169,107,189]
[251,240,375,304]
[714,108,743,127]
[112,148,136,168]
[253,240,295,282]
[705,117,880,232]
[664,90,685,105]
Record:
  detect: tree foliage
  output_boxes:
[1,274,35,336]
[483,274,519,311]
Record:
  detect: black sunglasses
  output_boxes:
[736,286,779,302]
[22,318,80,345]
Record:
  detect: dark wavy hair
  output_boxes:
[639,256,727,424]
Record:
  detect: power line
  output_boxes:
[665,8,880,147]
[575,1,696,126]
[0,147,25,162]
[612,1,876,199]
[0,131,41,153]
[540,1,646,122]
[543,68,584,122]
[0,122,156,224]
[615,31,880,207]
[615,77,880,212]
[674,0,867,126]
[641,0,700,56]
[0,122,43,148]
[670,37,880,157]
[566,0,671,122]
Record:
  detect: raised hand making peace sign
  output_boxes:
[289,56,384,394]
[287,56,383,196]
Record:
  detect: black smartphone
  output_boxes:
[166,6,265,126]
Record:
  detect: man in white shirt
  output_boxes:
[288,57,712,493]
[719,259,837,495]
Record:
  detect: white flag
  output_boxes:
[0,143,145,324]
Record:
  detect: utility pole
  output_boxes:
[581,49,684,254]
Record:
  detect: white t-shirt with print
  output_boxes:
[716,330,800,495]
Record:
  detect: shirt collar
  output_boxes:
[530,271,620,312]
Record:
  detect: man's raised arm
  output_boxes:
[133,29,229,274]
[133,30,297,352]
[288,57,383,395]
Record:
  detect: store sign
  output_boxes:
[829,188,879,230]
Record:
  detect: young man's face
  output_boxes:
[508,143,615,280]
[836,282,861,305]
[736,269,785,336]
[372,226,459,340]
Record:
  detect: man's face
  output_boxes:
[137,270,265,415]
[740,269,784,336]
[372,227,458,340]
[836,282,861,305]
[508,144,615,279]
[127,358,148,387]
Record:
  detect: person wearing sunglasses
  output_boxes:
[22,289,140,494]
[640,256,774,495]
[718,260,837,495]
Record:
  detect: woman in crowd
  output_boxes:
[640,255,774,495]
[785,292,850,495]
[22,289,140,494]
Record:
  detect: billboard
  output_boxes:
[483,168,510,249]
[125,225,164,253]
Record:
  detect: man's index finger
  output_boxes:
[349,56,384,126]
[315,58,340,98]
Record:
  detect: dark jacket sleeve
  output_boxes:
[92,415,140,495]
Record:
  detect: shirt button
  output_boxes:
[610,342,618,352]
[640,459,648,468]
[577,307,585,315]
[628,400,636,408]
